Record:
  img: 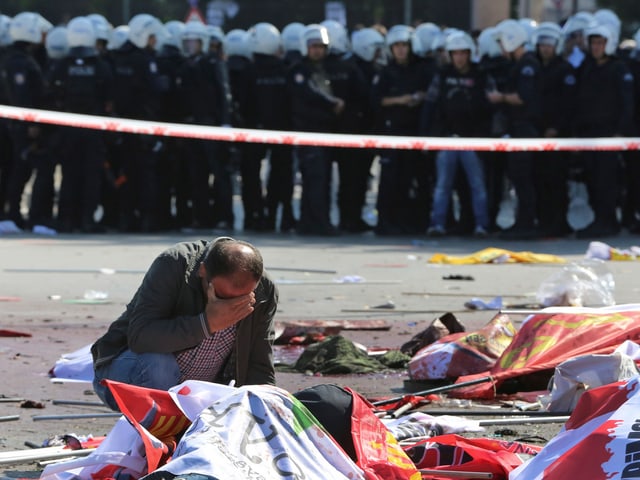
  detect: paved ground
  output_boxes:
[1,229,639,475]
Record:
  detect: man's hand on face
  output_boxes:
[204,282,256,332]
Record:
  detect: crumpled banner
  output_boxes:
[405,434,541,480]
[511,375,640,480]
[429,247,566,265]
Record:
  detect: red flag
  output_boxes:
[345,387,421,480]
[105,380,191,472]
[452,310,640,399]
[406,434,542,479]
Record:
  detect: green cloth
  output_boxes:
[293,336,386,374]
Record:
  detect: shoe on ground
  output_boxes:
[427,225,446,237]
[473,226,488,238]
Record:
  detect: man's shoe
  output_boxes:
[427,225,446,237]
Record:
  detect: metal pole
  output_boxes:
[404,0,412,25]
[122,0,131,23]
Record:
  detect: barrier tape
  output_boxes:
[1,104,639,152]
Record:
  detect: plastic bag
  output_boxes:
[536,258,615,307]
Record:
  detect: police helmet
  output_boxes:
[412,22,440,57]
[303,24,330,49]
[496,19,528,53]
[9,12,42,44]
[586,23,618,56]
[163,20,185,50]
[320,19,350,55]
[67,16,96,49]
[386,24,413,47]
[224,28,251,59]
[45,26,69,59]
[248,22,281,56]
[87,13,112,42]
[107,25,129,50]
[0,15,12,47]
[351,27,385,62]
[281,22,305,53]
[445,31,475,54]
[128,13,162,49]
[477,27,502,59]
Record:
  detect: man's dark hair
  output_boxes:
[203,237,263,281]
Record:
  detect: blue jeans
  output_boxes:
[93,349,181,411]
[430,150,489,230]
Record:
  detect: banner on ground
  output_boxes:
[452,307,640,399]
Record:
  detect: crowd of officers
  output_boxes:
[0,9,638,238]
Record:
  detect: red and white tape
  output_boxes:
[1,104,638,152]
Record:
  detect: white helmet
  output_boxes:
[128,13,162,49]
[38,15,53,35]
[281,22,305,53]
[87,13,112,42]
[351,27,384,62]
[163,20,185,49]
[320,19,349,55]
[107,25,129,50]
[183,20,208,45]
[412,22,440,57]
[533,21,562,50]
[303,23,330,48]
[518,18,537,37]
[431,30,446,51]
[634,28,640,51]
[562,11,594,38]
[45,26,69,59]
[445,31,475,55]
[206,25,225,45]
[477,27,502,58]
[586,23,617,56]
[496,19,528,53]
[67,16,96,49]
[224,29,251,59]
[0,15,12,47]
[9,12,42,44]
[594,9,621,42]
[248,22,281,56]
[386,24,413,47]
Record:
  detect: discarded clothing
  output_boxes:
[429,247,566,265]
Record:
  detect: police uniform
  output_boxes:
[176,49,233,229]
[501,51,542,239]
[48,46,114,232]
[371,56,433,235]
[289,54,342,235]
[111,39,164,231]
[0,40,53,228]
[535,54,576,237]
[245,53,295,232]
[574,54,634,237]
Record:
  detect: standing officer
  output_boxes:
[574,23,634,238]
[372,25,430,235]
[245,23,296,233]
[488,20,542,240]
[1,12,52,230]
[48,16,114,233]
[533,22,576,237]
[111,13,164,232]
[176,20,233,230]
[289,24,344,236]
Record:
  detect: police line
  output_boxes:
[1,104,639,152]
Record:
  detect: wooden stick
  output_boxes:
[0,397,24,403]
[427,410,570,417]
[477,416,569,426]
[0,446,96,466]
[33,413,121,421]
[420,469,493,479]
